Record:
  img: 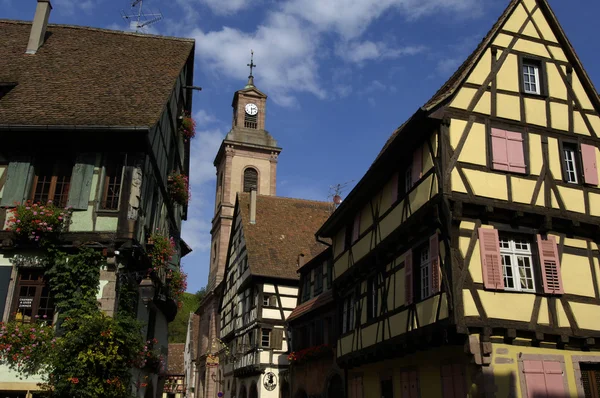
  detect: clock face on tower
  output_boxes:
[245,103,258,116]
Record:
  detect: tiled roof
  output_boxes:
[287,289,333,323]
[238,193,332,280]
[0,20,194,127]
[168,343,185,375]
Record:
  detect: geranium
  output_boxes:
[135,338,165,374]
[0,318,55,375]
[288,344,333,365]
[167,269,187,308]
[167,173,190,206]
[6,201,71,242]
[179,112,196,141]
[148,232,176,271]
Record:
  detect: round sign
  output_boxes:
[263,372,277,391]
[217,393,223,397]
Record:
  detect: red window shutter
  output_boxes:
[412,146,422,185]
[409,371,419,398]
[430,233,440,294]
[441,365,454,398]
[506,131,526,174]
[405,249,413,305]
[581,144,599,185]
[542,360,565,396]
[523,360,547,398]
[477,228,505,290]
[491,128,509,171]
[536,235,564,294]
[352,213,361,243]
[391,172,399,203]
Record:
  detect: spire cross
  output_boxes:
[247,50,256,77]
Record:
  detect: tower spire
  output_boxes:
[246,50,256,88]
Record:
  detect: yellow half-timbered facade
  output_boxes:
[316,0,600,396]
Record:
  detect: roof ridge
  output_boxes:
[239,193,332,206]
[0,19,195,43]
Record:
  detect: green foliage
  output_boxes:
[168,290,203,343]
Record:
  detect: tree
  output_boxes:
[167,287,206,343]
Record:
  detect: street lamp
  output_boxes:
[139,277,155,307]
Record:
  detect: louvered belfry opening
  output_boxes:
[244,112,257,129]
[243,168,258,192]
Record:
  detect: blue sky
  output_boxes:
[3,0,599,293]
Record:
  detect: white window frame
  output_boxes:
[499,236,536,292]
[563,145,579,184]
[420,247,431,300]
[370,277,377,319]
[261,329,270,348]
[523,63,541,95]
[262,295,269,307]
[405,167,413,193]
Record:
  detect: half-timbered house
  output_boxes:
[218,192,331,398]
[315,0,600,396]
[0,2,194,396]
[287,247,345,398]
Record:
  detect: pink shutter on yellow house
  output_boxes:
[391,172,398,203]
[523,360,566,397]
[581,144,599,185]
[477,228,505,290]
[430,233,440,294]
[405,249,413,306]
[411,146,422,185]
[536,235,564,294]
[409,371,419,398]
[491,128,509,171]
[352,213,361,243]
[506,131,526,174]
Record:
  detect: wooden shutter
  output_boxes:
[269,295,277,307]
[452,364,465,398]
[405,249,413,306]
[477,228,505,290]
[353,376,363,398]
[581,144,599,185]
[409,371,419,398]
[0,160,34,207]
[0,267,12,321]
[270,329,283,350]
[412,147,422,185]
[352,213,361,243]
[441,365,454,398]
[67,153,96,210]
[391,172,398,203]
[491,128,509,171]
[536,235,564,294]
[523,360,566,398]
[506,131,526,174]
[430,233,440,295]
[401,372,411,398]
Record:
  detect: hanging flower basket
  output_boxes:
[5,201,72,243]
[167,173,190,206]
[179,112,196,141]
[167,268,187,308]
[147,232,176,271]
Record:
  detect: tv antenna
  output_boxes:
[328,180,354,211]
[121,0,162,33]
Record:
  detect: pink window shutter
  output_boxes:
[491,128,509,171]
[391,172,399,203]
[581,144,599,185]
[430,233,441,294]
[405,249,413,306]
[355,376,363,398]
[352,213,361,243]
[452,364,465,398]
[542,361,565,396]
[477,228,505,290]
[401,372,410,397]
[506,131,526,174]
[441,365,454,398]
[523,360,547,398]
[536,235,564,294]
[412,146,422,185]
[409,371,419,398]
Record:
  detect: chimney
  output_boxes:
[249,189,257,224]
[26,0,52,55]
[297,253,306,268]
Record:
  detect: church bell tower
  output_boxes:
[208,51,282,291]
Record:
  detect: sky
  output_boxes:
[3,0,599,293]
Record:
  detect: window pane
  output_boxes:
[502,254,515,289]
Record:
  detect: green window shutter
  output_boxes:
[67,153,96,210]
[0,160,34,207]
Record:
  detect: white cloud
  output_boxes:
[336,40,425,64]
[194,109,218,125]
[190,12,325,107]
[174,0,251,19]
[182,217,212,252]
[189,129,226,186]
[284,0,481,39]
[54,0,98,15]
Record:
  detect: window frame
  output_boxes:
[11,269,54,324]
[261,328,270,348]
[419,245,431,300]
[242,167,259,193]
[314,263,324,295]
[262,295,270,307]
[99,153,125,211]
[367,276,378,321]
[518,56,548,97]
[559,140,583,185]
[30,157,73,208]
[341,293,355,334]
[498,234,536,293]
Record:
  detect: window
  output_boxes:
[441,364,465,398]
[341,294,355,334]
[490,128,526,174]
[352,213,361,243]
[263,295,270,306]
[314,263,323,294]
[101,154,124,210]
[581,363,600,398]
[243,168,258,192]
[31,158,72,207]
[522,358,566,397]
[381,377,393,398]
[400,371,419,398]
[326,260,333,289]
[301,274,311,302]
[419,246,431,300]
[562,142,599,186]
[563,143,579,183]
[11,270,54,323]
[348,376,364,398]
[261,329,270,348]
[499,236,535,292]
[367,276,378,321]
[404,167,412,193]
[523,62,541,95]
[244,111,257,129]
